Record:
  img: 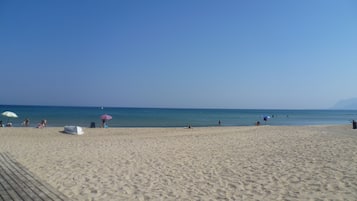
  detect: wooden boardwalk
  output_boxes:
[0,152,70,201]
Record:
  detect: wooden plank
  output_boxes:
[0,153,71,201]
[0,161,25,201]
[0,153,43,201]
[4,154,68,201]
[0,177,14,201]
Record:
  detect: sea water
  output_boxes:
[1,105,356,127]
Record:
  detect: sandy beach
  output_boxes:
[0,125,356,200]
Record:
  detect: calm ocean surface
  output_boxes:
[1,105,357,128]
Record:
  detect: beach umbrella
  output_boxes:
[100,114,112,128]
[263,115,270,119]
[2,111,18,124]
[263,115,270,124]
[100,114,112,121]
[2,111,18,118]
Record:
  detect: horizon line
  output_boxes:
[1,103,353,111]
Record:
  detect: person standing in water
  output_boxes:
[22,118,30,127]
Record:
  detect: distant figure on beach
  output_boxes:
[0,120,3,127]
[218,120,221,126]
[256,121,260,126]
[37,119,47,128]
[6,122,12,127]
[22,118,30,127]
[101,119,108,128]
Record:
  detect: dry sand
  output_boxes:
[1,125,357,201]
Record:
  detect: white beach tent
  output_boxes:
[63,126,84,135]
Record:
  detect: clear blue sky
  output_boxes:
[1,0,356,109]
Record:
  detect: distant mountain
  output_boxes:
[332,98,357,109]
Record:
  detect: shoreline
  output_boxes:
[0,122,352,129]
[1,125,357,200]
[2,106,356,128]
